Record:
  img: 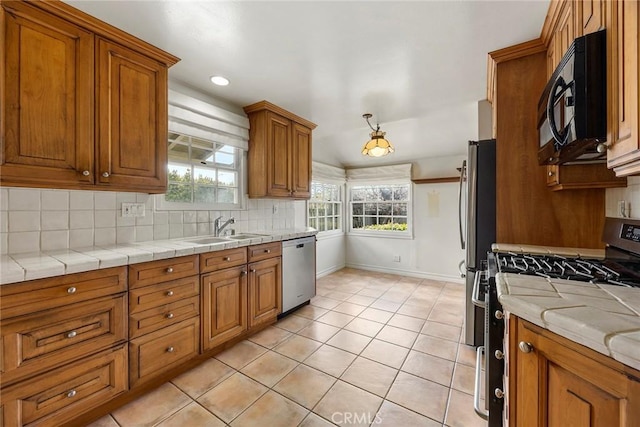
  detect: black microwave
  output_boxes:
[537,30,607,165]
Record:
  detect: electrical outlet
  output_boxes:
[122,202,146,218]
[393,255,401,262]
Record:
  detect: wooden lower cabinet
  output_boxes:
[508,316,640,426]
[201,266,248,351]
[248,257,282,328]
[129,317,199,388]
[1,345,127,427]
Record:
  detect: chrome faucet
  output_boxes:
[213,216,235,237]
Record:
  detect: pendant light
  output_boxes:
[361,113,394,157]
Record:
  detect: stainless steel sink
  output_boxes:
[184,237,229,245]
[226,233,267,240]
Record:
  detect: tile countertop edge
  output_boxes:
[497,273,640,373]
[0,228,318,286]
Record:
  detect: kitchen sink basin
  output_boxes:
[184,237,229,245]
[226,233,267,240]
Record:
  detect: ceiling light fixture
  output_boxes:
[361,113,394,157]
[210,75,230,86]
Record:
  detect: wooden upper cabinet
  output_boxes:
[575,0,606,36]
[607,0,640,175]
[0,0,179,193]
[1,2,94,186]
[96,38,168,191]
[244,101,316,199]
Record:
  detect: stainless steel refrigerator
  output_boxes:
[459,139,496,347]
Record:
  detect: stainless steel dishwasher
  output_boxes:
[281,236,316,315]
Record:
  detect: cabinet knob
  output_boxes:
[66,390,77,398]
[166,267,174,273]
[166,346,175,353]
[494,388,504,399]
[264,249,271,254]
[548,171,555,177]
[166,313,174,319]
[494,350,504,360]
[596,143,608,153]
[223,257,231,261]
[66,331,77,339]
[67,287,77,294]
[82,170,90,176]
[102,172,110,178]
[241,270,247,276]
[250,268,256,273]
[519,341,533,353]
[166,290,174,297]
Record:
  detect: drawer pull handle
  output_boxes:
[264,249,271,253]
[223,256,231,261]
[67,287,77,294]
[102,172,110,178]
[241,270,247,276]
[166,313,174,319]
[166,290,174,297]
[66,331,77,339]
[166,267,174,273]
[167,346,175,353]
[519,341,533,353]
[82,170,90,176]
[67,390,77,398]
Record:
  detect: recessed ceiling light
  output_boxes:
[210,75,230,86]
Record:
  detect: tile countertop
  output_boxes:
[496,273,640,372]
[0,228,318,285]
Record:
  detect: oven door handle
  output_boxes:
[471,271,486,308]
[474,346,489,420]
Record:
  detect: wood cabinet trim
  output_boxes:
[243,100,317,130]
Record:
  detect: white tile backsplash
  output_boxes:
[0,188,299,254]
[606,176,640,219]
[9,189,40,211]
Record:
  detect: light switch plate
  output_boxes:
[122,202,146,218]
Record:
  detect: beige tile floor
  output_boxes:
[90,268,488,427]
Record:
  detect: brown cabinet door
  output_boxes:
[607,0,640,174]
[1,2,94,187]
[575,0,605,36]
[248,257,281,328]
[201,266,247,350]
[1,345,127,427]
[511,318,640,427]
[266,111,293,197]
[96,37,168,192]
[291,123,312,198]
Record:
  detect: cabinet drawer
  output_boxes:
[248,242,282,262]
[129,295,200,338]
[0,267,126,320]
[0,345,127,427]
[200,248,247,273]
[129,317,199,388]
[129,276,199,314]
[1,294,127,386]
[129,255,199,289]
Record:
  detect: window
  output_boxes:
[308,181,342,234]
[349,183,411,235]
[161,132,244,210]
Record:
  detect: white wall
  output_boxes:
[316,234,346,277]
[345,154,466,282]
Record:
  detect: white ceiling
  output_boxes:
[68,0,549,168]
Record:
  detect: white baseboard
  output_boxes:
[316,263,346,279]
[344,262,464,284]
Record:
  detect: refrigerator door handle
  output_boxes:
[458,160,467,250]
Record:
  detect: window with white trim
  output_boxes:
[348,183,411,235]
[161,132,244,210]
[308,181,342,233]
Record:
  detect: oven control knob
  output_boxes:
[494,310,504,320]
[519,341,533,353]
[495,350,504,360]
[495,388,504,399]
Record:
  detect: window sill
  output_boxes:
[347,230,413,240]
